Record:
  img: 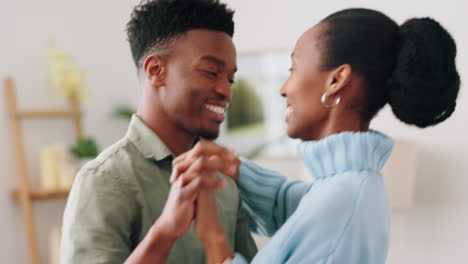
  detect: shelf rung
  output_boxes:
[12,188,70,202]
[16,110,81,118]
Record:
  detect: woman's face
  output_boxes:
[280,24,333,140]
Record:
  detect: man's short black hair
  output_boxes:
[126,0,235,67]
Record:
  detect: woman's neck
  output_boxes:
[309,109,370,141]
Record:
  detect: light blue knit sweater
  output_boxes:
[231,131,394,264]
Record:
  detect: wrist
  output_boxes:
[125,221,177,264]
[203,235,233,264]
[147,220,178,253]
[201,230,227,246]
[198,221,228,245]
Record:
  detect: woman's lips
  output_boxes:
[285,105,293,122]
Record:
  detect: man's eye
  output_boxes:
[204,71,218,77]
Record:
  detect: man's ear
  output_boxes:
[142,55,167,87]
[325,64,352,96]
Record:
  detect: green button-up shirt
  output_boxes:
[61,115,257,263]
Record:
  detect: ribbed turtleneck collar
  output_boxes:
[297,130,394,179]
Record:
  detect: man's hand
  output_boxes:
[125,157,226,264]
[170,139,239,264]
[128,139,239,264]
[173,151,235,264]
[156,151,230,239]
[157,156,226,240]
[171,139,241,183]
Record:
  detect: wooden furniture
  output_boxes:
[382,139,418,210]
[4,77,83,264]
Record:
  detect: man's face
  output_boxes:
[158,29,237,140]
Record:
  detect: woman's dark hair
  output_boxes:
[126,0,234,67]
[319,8,460,128]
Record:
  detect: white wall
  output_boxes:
[0,0,466,263]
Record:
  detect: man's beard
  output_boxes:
[197,129,219,141]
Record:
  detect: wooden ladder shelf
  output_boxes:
[4,77,83,264]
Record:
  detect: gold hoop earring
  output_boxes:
[321,90,341,108]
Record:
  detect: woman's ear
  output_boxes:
[325,64,352,96]
[143,55,167,87]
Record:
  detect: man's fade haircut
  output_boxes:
[126,0,235,68]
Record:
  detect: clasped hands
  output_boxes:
[157,139,241,263]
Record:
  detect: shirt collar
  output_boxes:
[126,114,174,161]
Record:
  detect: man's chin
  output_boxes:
[198,129,219,141]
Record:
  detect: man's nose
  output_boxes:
[215,78,232,101]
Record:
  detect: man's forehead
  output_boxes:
[169,30,236,67]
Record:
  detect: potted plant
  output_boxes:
[70,137,99,167]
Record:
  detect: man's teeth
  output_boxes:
[286,106,293,113]
[205,104,225,114]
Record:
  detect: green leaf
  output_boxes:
[114,106,135,119]
[71,137,99,159]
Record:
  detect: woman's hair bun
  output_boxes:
[387,17,460,128]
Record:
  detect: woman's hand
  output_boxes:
[126,164,225,264]
[171,139,241,183]
[150,145,232,248]
[155,171,223,240]
[169,140,238,263]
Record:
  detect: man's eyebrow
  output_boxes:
[201,55,237,73]
[200,55,225,66]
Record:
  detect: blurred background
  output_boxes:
[1,0,467,263]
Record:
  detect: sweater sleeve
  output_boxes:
[238,158,312,236]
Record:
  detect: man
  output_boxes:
[61,0,257,263]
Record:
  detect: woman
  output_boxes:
[175,8,460,264]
